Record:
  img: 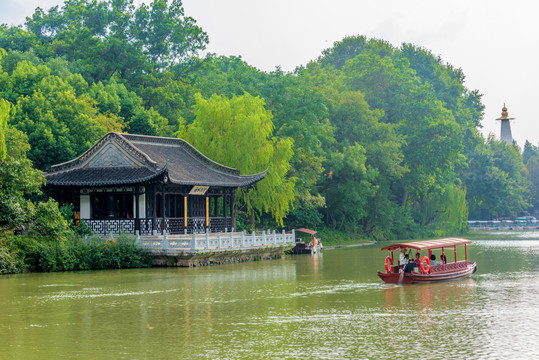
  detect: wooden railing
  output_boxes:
[135,229,296,254]
[430,260,469,273]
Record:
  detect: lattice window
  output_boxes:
[85,219,135,236]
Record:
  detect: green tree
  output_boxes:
[0,99,7,162]
[421,184,468,236]
[183,93,296,227]
[399,43,484,149]
[522,140,539,165]
[340,52,465,215]
[89,77,170,136]
[132,0,208,69]
[463,136,530,219]
[318,35,395,70]
[322,90,408,238]
[21,0,208,84]
[0,26,44,56]
[29,198,71,241]
[0,125,45,231]
[525,154,539,211]
[5,61,124,169]
[184,55,333,227]
[321,144,377,232]
[311,36,482,236]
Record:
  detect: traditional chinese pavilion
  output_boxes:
[45,132,266,236]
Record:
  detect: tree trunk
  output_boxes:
[401,189,409,207]
[248,209,255,230]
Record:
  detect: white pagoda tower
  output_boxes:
[496,104,514,143]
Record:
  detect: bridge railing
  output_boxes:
[135,229,295,254]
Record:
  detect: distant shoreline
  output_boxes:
[323,242,376,249]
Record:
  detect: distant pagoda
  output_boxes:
[496,104,515,143]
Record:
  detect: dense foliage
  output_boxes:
[1,233,151,273]
[0,0,536,273]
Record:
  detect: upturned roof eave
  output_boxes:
[45,166,166,187]
[167,168,268,188]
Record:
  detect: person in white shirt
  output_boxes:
[399,248,409,268]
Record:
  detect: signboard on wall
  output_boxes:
[189,186,209,195]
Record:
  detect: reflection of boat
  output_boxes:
[377,238,477,284]
[291,228,323,254]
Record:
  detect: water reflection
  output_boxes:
[382,278,477,311]
[0,239,538,359]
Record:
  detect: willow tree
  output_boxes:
[0,99,8,162]
[0,49,6,161]
[182,93,296,227]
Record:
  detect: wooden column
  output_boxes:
[184,196,188,228]
[442,247,445,271]
[205,196,209,228]
[231,190,236,231]
[71,187,76,224]
[152,186,157,233]
[223,194,228,230]
[161,184,166,235]
[135,186,140,234]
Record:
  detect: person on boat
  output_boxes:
[404,251,417,273]
[440,254,447,264]
[413,252,421,265]
[399,249,409,268]
[430,254,441,266]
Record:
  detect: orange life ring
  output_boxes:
[420,256,431,274]
[384,256,393,273]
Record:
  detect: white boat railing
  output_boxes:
[134,229,295,254]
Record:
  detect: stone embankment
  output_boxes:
[152,246,291,267]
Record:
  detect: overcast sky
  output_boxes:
[1,0,538,148]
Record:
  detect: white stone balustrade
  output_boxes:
[135,230,295,254]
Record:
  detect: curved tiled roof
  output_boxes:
[45,132,267,188]
[45,166,166,187]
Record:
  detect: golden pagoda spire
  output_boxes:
[496,103,515,121]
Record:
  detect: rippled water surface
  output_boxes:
[1,237,538,359]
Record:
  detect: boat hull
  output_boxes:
[377,262,477,284]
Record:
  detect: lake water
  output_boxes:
[1,236,538,359]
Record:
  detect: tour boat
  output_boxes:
[377,238,477,284]
[291,228,322,254]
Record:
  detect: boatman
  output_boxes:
[399,248,409,268]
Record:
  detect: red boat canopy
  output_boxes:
[380,238,472,251]
[294,228,317,235]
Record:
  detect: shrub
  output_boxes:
[4,233,151,273]
[29,198,71,241]
[0,246,24,274]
